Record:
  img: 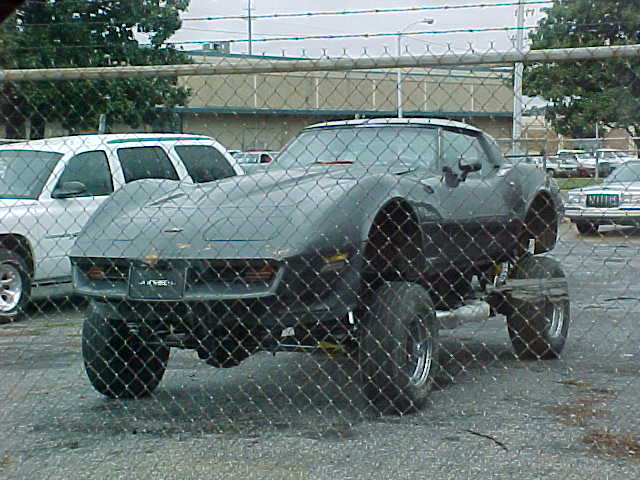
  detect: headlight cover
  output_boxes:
[620,192,640,205]
[566,193,585,205]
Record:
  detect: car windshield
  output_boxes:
[605,162,640,183]
[0,150,62,199]
[276,126,439,170]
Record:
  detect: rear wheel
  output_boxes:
[576,222,599,235]
[0,249,31,323]
[82,305,169,398]
[359,281,439,414]
[506,255,570,360]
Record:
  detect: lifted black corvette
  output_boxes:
[71,118,569,414]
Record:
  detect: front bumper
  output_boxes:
[565,207,640,225]
[71,249,363,329]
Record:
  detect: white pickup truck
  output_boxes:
[0,133,242,320]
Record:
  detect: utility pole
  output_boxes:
[512,0,525,155]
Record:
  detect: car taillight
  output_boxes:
[243,264,275,282]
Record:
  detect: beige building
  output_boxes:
[2,51,516,150]
[168,51,515,151]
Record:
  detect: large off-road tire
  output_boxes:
[82,305,169,398]
[0,249,31,323]
[359,281,439,415]
[576,222,599,235]
[506,255,570,360]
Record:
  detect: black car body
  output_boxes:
[71,118,567,412]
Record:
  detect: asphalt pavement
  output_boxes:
[1,221,639,479]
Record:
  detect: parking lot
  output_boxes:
[1,220,639,479]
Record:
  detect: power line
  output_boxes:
[1,25,540,52]
[17,1,551,28]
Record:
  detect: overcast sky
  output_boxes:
[163,0,548,57]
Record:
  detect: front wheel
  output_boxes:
[0,249,31,323]
[506,255,570,360]
[359,281,439,415]
[82,304,169,398]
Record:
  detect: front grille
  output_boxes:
[76,257,279,298]
[586,194,620,208]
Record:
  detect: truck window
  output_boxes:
[57,150,113,196]
[117,146,179,183]
[174,145,236,183]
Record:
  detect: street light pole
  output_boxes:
[247,0,253,55]
[396,34,403,118]
[512,0,525,154]
[397,18,434,118]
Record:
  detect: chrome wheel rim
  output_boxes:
[0,262,23,312]
[547,302,565,338]
[408,322,433,387]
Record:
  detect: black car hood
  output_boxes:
[73,166,416,260]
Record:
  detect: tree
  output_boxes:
[0,0,192,137]
[523,0,640,148]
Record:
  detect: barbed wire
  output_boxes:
[183,1,552,22]
[163,26,542,47]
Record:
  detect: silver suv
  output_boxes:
[0,133,242,320]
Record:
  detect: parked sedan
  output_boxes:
[528,150,592,178]
[232,150,278,173]
[565,161,640,234]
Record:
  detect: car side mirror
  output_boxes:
[459,160,482,181]
[52,181,88,199]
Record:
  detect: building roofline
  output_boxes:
[163,106,512,119]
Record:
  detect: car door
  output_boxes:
[36,150,115,280]
[430,128,516,264]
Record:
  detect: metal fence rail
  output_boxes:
[1,42,640,479]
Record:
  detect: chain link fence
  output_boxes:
[2,42,640,478]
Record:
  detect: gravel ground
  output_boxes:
[1,222,639,479]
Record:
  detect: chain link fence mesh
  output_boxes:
[2,42,640,478]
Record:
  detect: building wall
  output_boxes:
[180,112,512,152]
[176,59,515,151]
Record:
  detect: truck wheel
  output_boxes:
[82,306,169,398]
[359,281,439,415]
[576,222,598,235]
[0,249,31,323]
[506,255,570,360]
